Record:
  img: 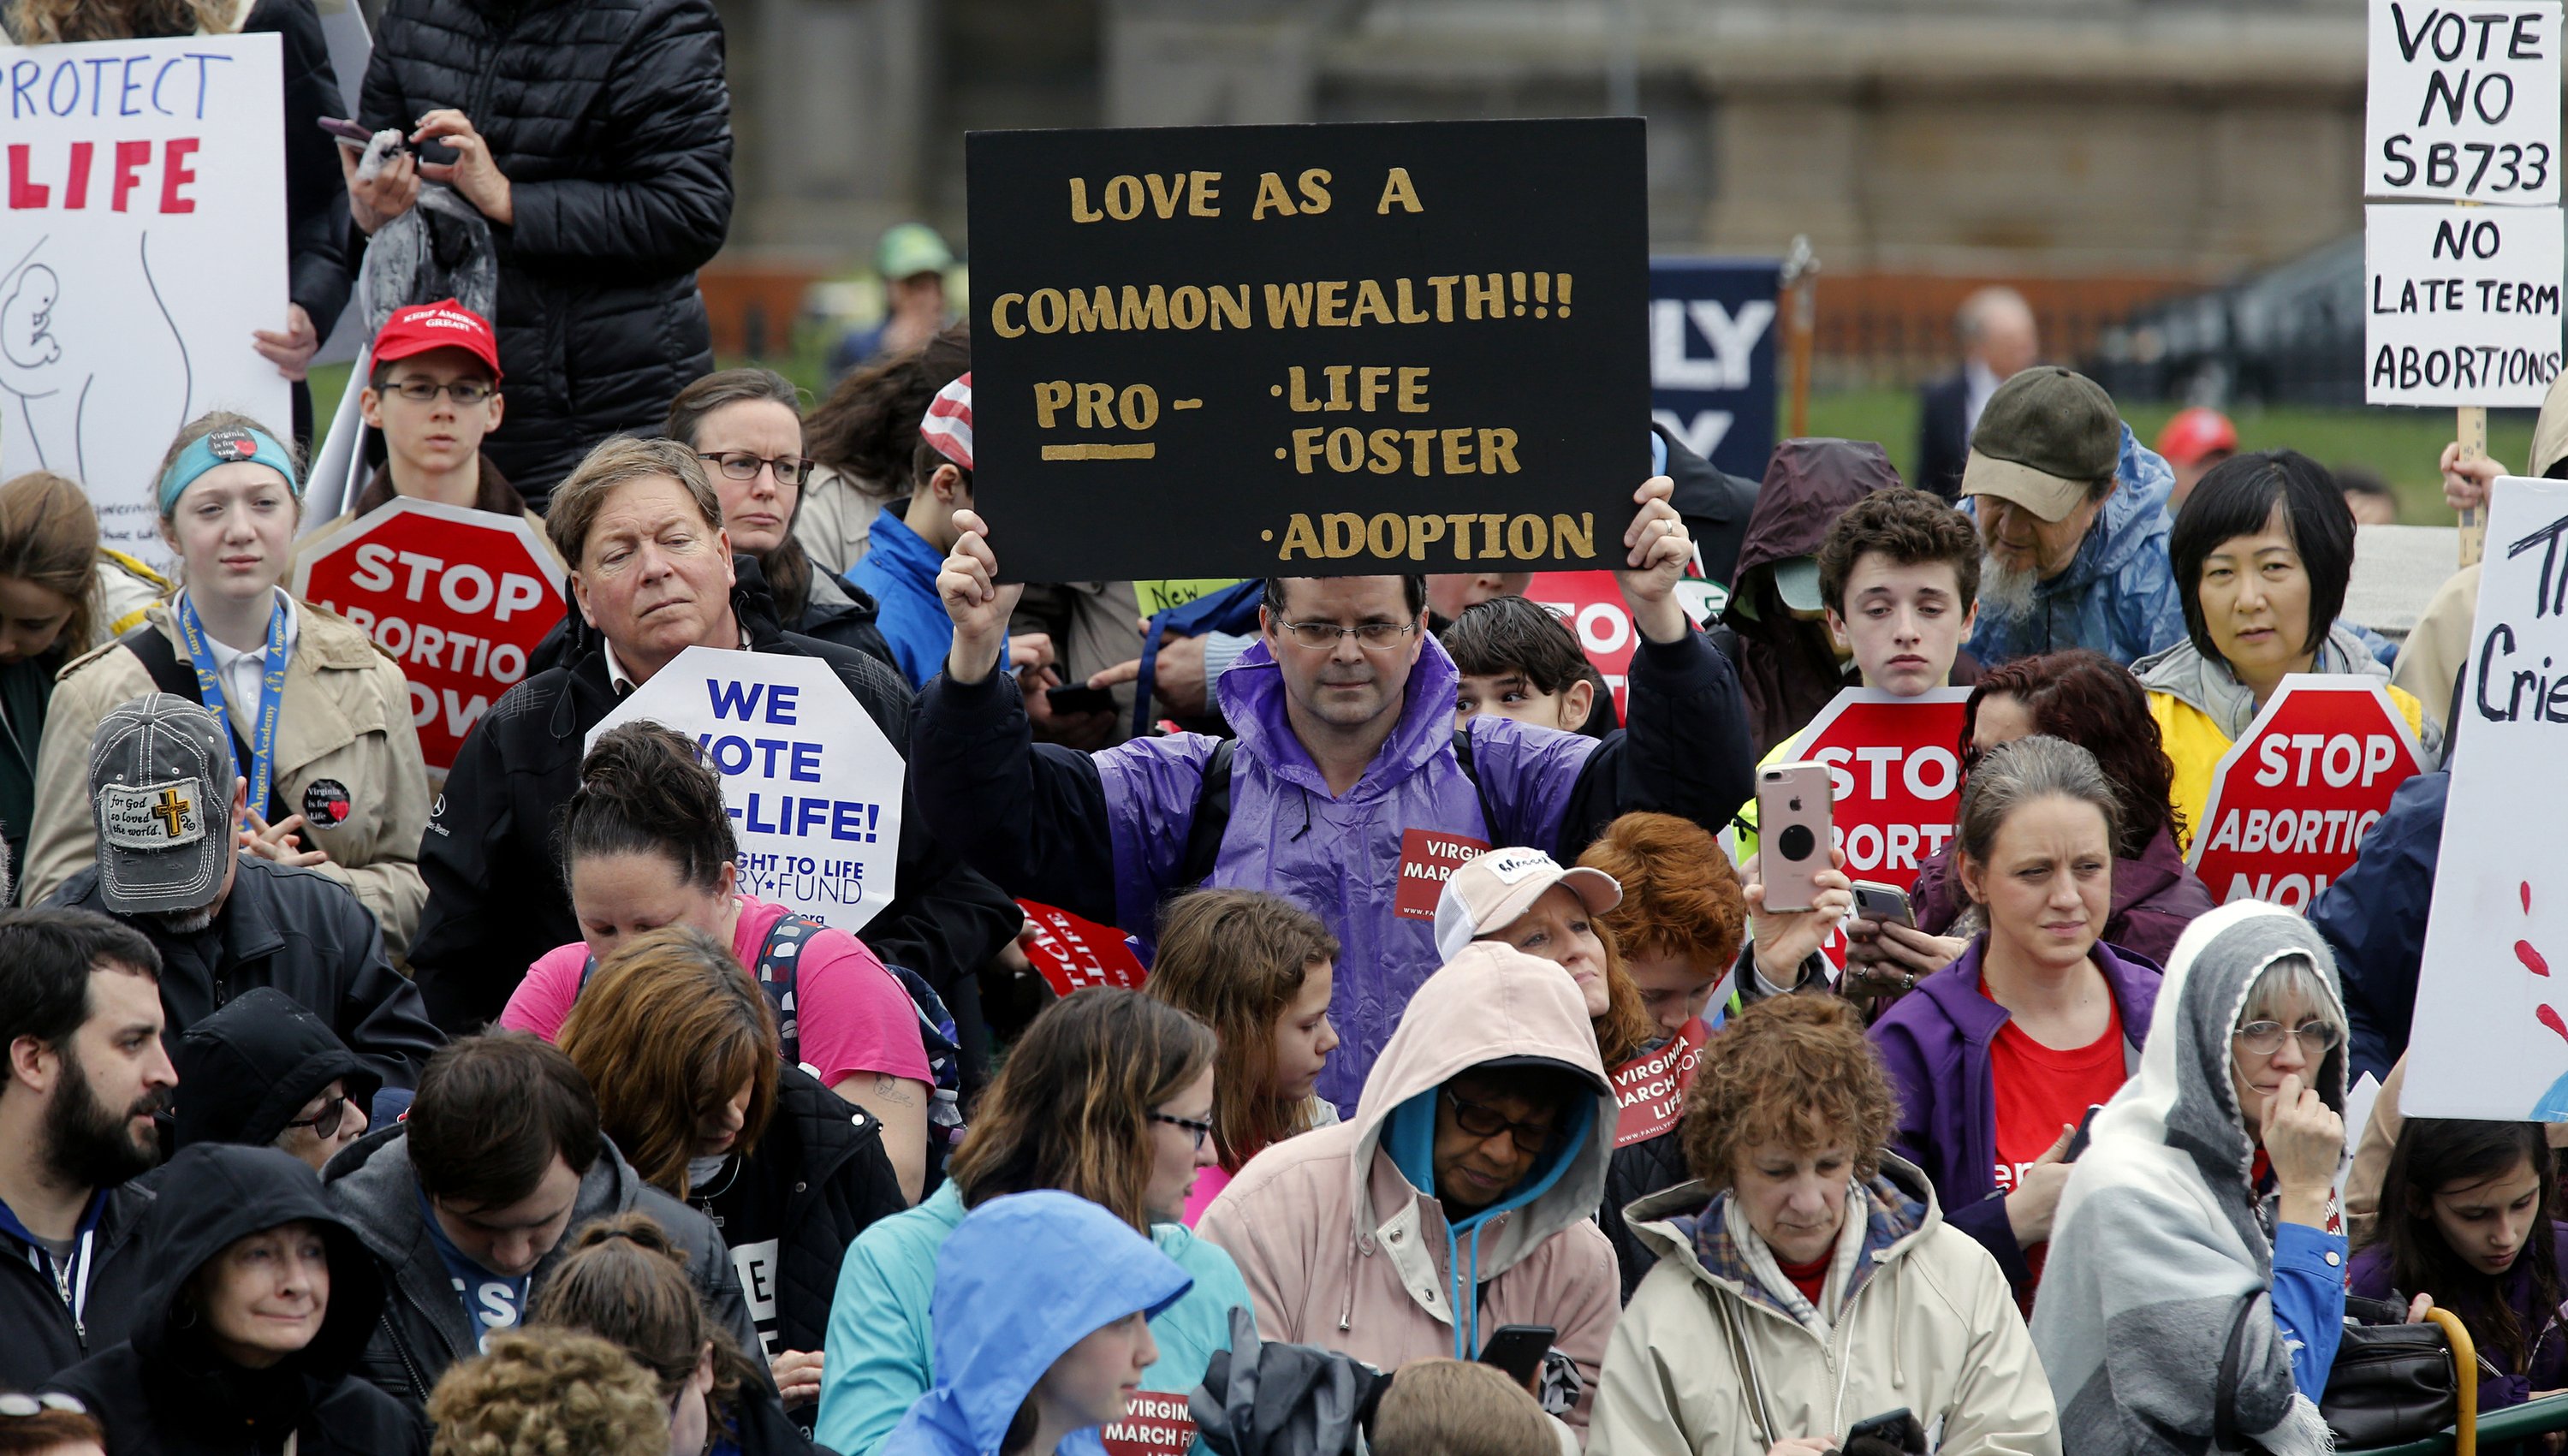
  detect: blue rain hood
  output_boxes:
[882,1191,1193,1456]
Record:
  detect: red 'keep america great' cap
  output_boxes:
[369,299,502,380]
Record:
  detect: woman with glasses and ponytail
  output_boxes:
[21,412,431,952]
[814,988,1251,1456]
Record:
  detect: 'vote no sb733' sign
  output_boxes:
[2187,676,2428,911]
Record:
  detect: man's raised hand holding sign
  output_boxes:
[912,472,1753,1109]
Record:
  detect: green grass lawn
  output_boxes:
[306,360,2516,528]
[1806,389,2527,526]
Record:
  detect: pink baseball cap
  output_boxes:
[1433,847,1623,963]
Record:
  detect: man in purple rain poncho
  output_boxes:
[910,477,1754,1112]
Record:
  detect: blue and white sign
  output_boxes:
[588,646,904,931]
[1648,258,1781,479]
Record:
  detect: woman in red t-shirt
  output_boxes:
[499,721,935,1202]
[1869,735,2167,1301]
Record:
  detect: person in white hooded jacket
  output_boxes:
[1590,994,2060,1456]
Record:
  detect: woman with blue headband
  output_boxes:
[21,412,431,953]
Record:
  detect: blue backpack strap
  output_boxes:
[752,913,815,1072]
[758,913,967,1162]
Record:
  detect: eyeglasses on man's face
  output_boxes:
[1275,620,1418,652]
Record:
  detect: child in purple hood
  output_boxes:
[2352,1117,2568,1414]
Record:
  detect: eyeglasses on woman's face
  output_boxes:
[1147,1110,1215,1152]
[697,449,813,487]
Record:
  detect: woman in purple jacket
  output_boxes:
[1870,735,2164,1297]
[2353,1118,2568,1413]
[1856,650,2215,983]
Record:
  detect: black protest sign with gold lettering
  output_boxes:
[966,117,1649,582]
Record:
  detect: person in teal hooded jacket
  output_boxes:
[881,1191,1192,1456]
[816,989,1253,1456]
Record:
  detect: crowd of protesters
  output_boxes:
[0,10,2550,1451]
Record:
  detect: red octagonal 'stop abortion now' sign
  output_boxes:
[294,497,565,774]
[2189,676,2428,912]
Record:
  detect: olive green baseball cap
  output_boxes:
[1961,366,2121,522]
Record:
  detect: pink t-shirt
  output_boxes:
[501,896,932,1088]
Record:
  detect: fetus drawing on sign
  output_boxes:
[0,235,192,494]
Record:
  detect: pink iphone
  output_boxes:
[1756,761,1834,912]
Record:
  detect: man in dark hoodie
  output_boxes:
[1712,438,1907,757]
[407,437,1019,1085]
[45,1143,421,1456]
[321,1031,759,1416]
[0,909,173,1389]
[172,987,383,1173]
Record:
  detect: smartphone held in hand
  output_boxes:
[1756,761,1834,912]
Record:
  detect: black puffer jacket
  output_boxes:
[48,1144,423,1456]
[356,0,733,502]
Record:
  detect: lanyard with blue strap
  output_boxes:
[175,591,289,812]
[156,424,300,812]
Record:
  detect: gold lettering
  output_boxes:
[1368,429,1403,474]
[1315,281,1349,327]
[1446,512,1481,559]
[1465,274,1502,321]
[1394,279,1430,324]
[1263,282,1315,328]
[1033,381,1072,427]
[1322,511,1365,557]
[1323,365,1352,411]
[1279,513,1323,558]
[1507,514,1547,559]
[1117,284,1168,330]
[1427,276,1459,322]
[1407,431,1440,476]
[1027,289,1067,333]
[1298,169,1333,212]
[1188,169,1222,217]
[1076,383,1115,429]
[1399,367,1430,413]
[1104,175,1144,220]
[1358,366,1393,412]
[1483,429,1523,474]
[1351,279,1395,327]
[1168,286,1206,330]
[991,294,1027,338]
[1406,514,1447,559]
[1377,166,1423,214]
[1210,286,1251,330]
[1549,511,1592,556]
[1325,428,1364,472]
[1478,513,1507,557]
[1291,429,1326,474]
[1366,513,1406,557]
[1068,178,1103,223]
[1440,427,1475,475]
[1287,367,1323,413]
[1066,286,1113,333]
[1252,172,1297,219]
